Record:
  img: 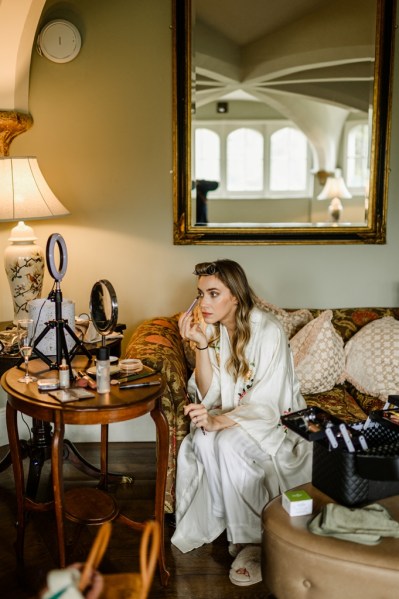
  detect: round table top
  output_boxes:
[1,358,165,425]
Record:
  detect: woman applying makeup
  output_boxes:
[171,259,312,587]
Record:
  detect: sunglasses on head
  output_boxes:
[193,262,219,276]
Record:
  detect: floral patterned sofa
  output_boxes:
[124,306,399,513]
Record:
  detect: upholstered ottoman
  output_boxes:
[262,483,399,599]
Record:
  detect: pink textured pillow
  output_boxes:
[290,310,345,394]
[344,317,399,400]
[255,298,313,338]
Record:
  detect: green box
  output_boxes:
[282,489,313,516]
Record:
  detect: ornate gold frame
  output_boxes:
[172,0,396,245]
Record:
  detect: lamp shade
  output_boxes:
[0,157,69,221]
[317,171,352,201]
[0,156,69,323]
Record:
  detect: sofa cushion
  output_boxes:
[255,298,313,338]
[304,385,367,423]
[290,310,345,394]
[344,316,399,400]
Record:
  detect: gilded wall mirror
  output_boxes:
[172,0,396,244]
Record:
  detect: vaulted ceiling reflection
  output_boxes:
[194,0,374,178]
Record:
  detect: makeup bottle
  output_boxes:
[59,358,70,389]
[96,346,110,393]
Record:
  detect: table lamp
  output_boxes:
[317,169,352,224]
[0,156,70,322]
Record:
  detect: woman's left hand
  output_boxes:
[184,403,235,432]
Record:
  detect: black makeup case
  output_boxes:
[281,398,399,506]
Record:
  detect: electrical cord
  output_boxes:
[20,413,32,443]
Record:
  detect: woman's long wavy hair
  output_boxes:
[194,259,257,381]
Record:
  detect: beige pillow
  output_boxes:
[344,316,399,400]
[290,310,345,394]
[255,297,313,338]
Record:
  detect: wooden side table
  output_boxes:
[0,323,126,489]
[2,360,170,586]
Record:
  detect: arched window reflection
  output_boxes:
[270,127,307,192]
[227,128,263,191]
[195,128,220,180]
[194,128,220,225]
[346,123,369,189]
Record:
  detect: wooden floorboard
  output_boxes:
[0,442,269,598]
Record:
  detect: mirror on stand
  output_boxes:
[90,279,118,393]
[89,279,118,344]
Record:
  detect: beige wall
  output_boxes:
[1,0,399,441]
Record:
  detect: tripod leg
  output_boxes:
[64,322,92,361]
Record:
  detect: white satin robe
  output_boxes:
[171,308,312,553]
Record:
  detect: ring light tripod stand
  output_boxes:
[13,233,98,499]
[31,233,92,372]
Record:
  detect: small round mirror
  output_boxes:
[90,280,118,339]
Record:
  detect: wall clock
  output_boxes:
[37,19,81,63]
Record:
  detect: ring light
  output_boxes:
[46,233,68,282]
[30,232,92,370]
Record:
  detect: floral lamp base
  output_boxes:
[4,221,44,323]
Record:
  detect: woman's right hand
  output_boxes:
[178,311,207,347]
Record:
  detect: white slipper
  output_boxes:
[229,545,262,587]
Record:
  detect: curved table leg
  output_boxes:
[6,401,26,562]
[151,399,170,586]
[52,411,66,567]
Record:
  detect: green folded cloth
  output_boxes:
[308,503,399,545]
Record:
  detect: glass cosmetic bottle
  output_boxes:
[96,346,110,393]
[59,358,70,389]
